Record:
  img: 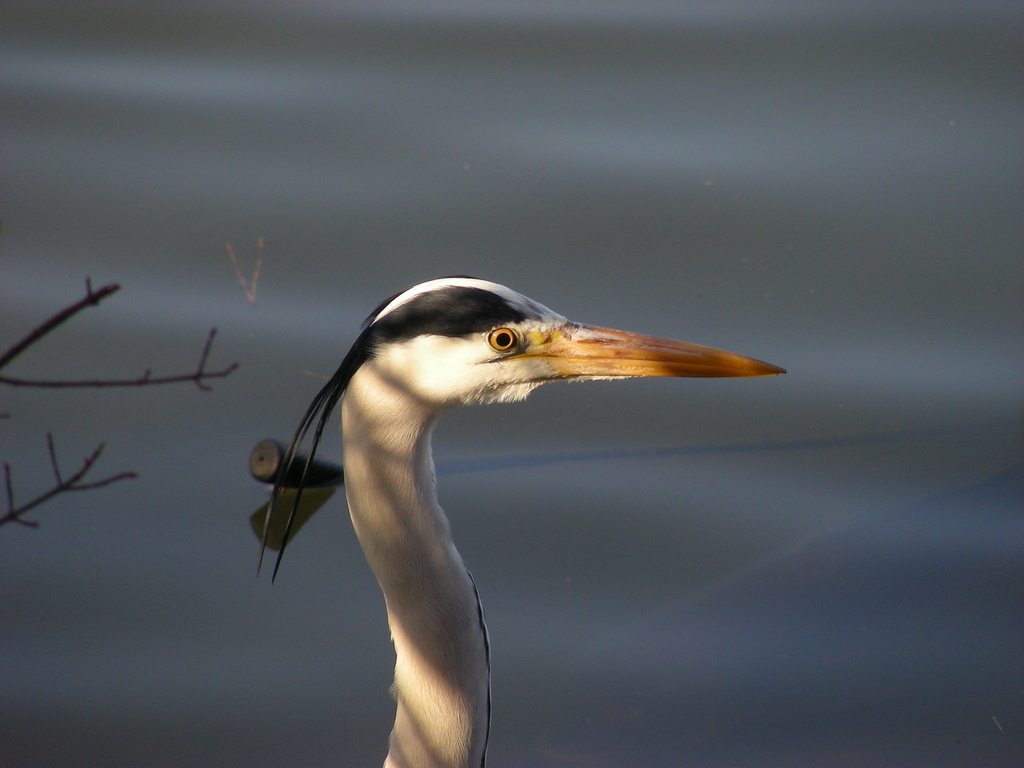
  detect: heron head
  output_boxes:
[260,276,784,577]
[356,276,784,408]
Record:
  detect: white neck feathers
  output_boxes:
[341,361,489,768]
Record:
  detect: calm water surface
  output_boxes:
[1,2,1021,766]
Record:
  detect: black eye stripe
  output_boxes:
[368,287,530,344]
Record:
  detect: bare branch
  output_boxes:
[226,237,264,303]
[1,280,239,532]
[0,435,137,529]
[0,276,239,529]
[0,279,119,371]
[0,328,239,391]
[0,279,239,391]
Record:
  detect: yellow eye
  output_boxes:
[487,327,518,353]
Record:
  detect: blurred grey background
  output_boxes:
[1,1,1021,766]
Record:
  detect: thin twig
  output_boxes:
[0,278,239,529]
[0,279,119,371]
[1,280,238,390]
[0,329,239,391]
[226,238,264,303]
[0,434,137,528]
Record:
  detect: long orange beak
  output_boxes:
[526,323,785,379]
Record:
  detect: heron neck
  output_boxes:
[341,366,489,768]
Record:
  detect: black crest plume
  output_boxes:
[257,324,377,580]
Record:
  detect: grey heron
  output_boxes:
[260,276,784,768]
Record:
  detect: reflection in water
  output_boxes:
[249,487,336,553]
[247,417,1010,548]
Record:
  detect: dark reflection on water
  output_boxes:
[2,2,1022,767]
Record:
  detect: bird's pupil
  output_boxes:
[486,327,519,352]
